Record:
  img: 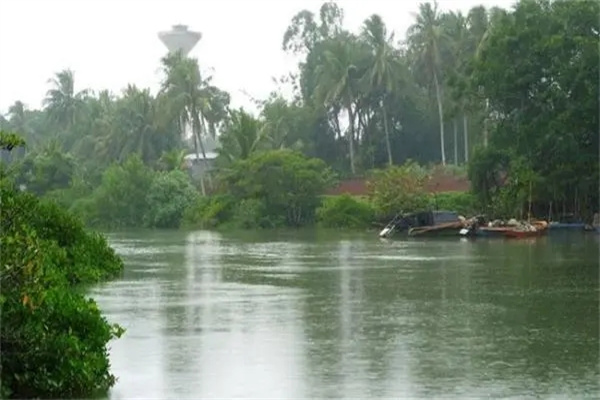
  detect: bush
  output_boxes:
[428,191,479,216]
[12,192,123,285]
[143,170,199,228]
[88,154,154,228]
[367,160,430,216]
[0,181,124,399]
[221,150,334,227]
[316,194,375,229]
[182,194,235,228]
[230,198,284,229]
[1,287,124,399]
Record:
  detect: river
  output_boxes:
[91,229,599,399]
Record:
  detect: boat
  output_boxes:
[408,221,466,237]
[548,214,587,230]
[471,226,514,237]
[549,221,586,230]
[458,216,512,238]
[503,220,549,239]
[379,210,469,238]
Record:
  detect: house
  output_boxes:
[183,151,218,180]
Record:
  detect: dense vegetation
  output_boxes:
[0,1,597,397]
[0,133,125,399]
[1,0,598,231]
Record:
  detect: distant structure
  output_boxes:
[158,24,202,56]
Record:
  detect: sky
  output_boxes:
[0,0,516,116]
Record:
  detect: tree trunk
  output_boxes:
[199,116,213,190]
[483,98,489,148]
[382,102,393,166]
[357,110,371,168]
[192,112,208,196]
[433,71,446,165]
[453,118,458,165]
[332,111,341,140]
[190,132,206,196]
[346,105,356,175]
[463,114,469,163]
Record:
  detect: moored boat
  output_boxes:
[408,221,465,237]
[379,210,470,238]
[503,220,549,239]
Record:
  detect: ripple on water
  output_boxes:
[95,231,598,400]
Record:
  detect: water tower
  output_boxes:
[158,24,202,56]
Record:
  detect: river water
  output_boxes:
[91,230,599,399]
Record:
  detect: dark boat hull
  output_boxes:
[408,226,463,237]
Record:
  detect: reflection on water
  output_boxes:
[91,230,599,399]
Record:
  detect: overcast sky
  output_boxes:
[0,0,515,115]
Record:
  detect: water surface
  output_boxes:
[91,230,599,399]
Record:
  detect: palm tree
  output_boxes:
[113,85,164,164]
[471,7,508,148]
[199,85,230,139]
[158,148,188,171]
[314,33,367,174]
[7,101,26,133]
[360,14,403,166]
[219,108,265,162]
[407,1,448,165]
[43,69,88,132]
[442,10,469,165]
[160,51,212,194]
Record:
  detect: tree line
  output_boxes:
[1,0,598,220]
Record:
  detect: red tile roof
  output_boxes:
[326,169,471,196]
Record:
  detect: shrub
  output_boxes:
[221,150,334,227]
[428,191,479,216]
[11,192,123,285]
[143,170,199,228]
[0,181,124,399]
[316,194,375,229]
[89,154,154,228]
[229,198,286,229]
[182,194,235,228]
[367,160,430,216]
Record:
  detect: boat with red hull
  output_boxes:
[503,221,549,239]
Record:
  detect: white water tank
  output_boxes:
[158,24,202,56]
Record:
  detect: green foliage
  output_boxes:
[428,191,478,217]
[221,149,334,227]
[467,145,509,207]
[11,144,76,195]
[1,288,124,399]
[230,198,278,229]
[0,131,26,151]
[182,194,235,229]
[316,194,375,229]
[89,154,153,228]
[2,0,598,226]
[469,0,599,218]
[0,162,124,398]
[144,170,199,228]
[367,161,430,215]
[218,109,266,163]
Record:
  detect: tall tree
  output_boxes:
[43,69,88,133]
[218,108,265,163]
[314,32,368,174]
[407,2,448,165]
[360,14,404,166]
[160,51,214,194]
